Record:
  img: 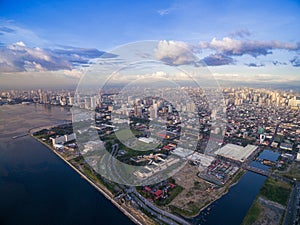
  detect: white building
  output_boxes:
[50,133,76,146]
[215,144,258,163]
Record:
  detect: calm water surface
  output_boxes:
[0,104,133,225]
[190,172,266,225]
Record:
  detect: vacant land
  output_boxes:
[165,164,243,217]
[242,177,291,225]
[260,178,292,206]
[242,196,286,225]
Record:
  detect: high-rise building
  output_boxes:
[68,97,74,106]
[90,96,96,109]
[153,103,158,118]
[84,97,90,109]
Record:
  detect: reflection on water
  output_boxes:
[0,104,72,139]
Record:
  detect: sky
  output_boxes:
[0,0,299,88]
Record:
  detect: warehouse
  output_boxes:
[215,144,258,163]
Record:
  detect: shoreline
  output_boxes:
[179,169,247,219]
[28,123,247,224]
[199,169,246,212]
[29,130,144,225]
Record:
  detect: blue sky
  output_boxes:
[1,0,299,48]
[0,0,299,88]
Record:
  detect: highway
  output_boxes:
[107,146,190,225]
[129,187,190,225]
[283,182,300,225]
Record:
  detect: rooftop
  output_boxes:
[215,144,258,163]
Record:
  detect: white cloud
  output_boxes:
[199,37,300,57]
[151,71,168,78]
[15,41,26,47]
[212,72,300,83]
[155,40,197,65]
[157,9,170,16]
[24,61,45,72]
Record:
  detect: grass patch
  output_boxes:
[114,129,134,141]
[242,200,263,225]
[155,185,184,206]
[169,201,200,217]
[70,156,119,195]
[242,177,291,224]
[259,178,292,206]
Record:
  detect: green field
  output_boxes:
[259,178,292,205]
[169,202,200,217]
[114,129,135,141]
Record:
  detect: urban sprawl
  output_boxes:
[2,87,300,225]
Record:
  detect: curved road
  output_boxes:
[107,146,190,225]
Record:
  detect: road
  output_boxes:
[245,161,300,225]
[269,122,281,147]
[107,146,190,225]
[283,182,300,225]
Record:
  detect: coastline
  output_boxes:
[28,123,247,224]
[198,169,246,213]
[29,130,145,225]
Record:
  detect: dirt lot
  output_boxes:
[252,197,285,225]
[164,163,228,216]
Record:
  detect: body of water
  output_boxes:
[0,104,133,225]
[190,171,266,225]
[190,148,281,225]
[250,149,281,171]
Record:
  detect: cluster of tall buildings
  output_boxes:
[0,89,75,106]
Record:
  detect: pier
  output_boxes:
[12,133,28,139]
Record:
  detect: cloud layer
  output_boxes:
[154,37,300,67]
[199,37,300,57]
[0,42,109,73]
[0,42,72,72]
